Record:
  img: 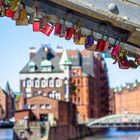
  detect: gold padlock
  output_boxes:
[16,3,28,26]
[10,0,19,11]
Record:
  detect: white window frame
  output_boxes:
[41,79,46,88]
[55,79,61,88]
[46,104,52,109]
[26,79,31,88]
[34,78,39,88]
[31,105,37,110]
[40,104,46,110]
[48,78,54,87]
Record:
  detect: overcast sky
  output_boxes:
[0,17,140,91]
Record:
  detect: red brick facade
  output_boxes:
[113,82,140,114]
[0,88,14,120]
[15,96,72,125]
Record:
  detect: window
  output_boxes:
[78,97,81,105]
[40,105,46,110]
[55,78,61,87]
[29,61,36,72]
[31,105,37,110]
[48,92,53,98]
[64,85,67,95]
[48,78,54,87]
[55,92,61,100]
[33,91,38,96]
[46,104,52,109]
[64,78,68,85]
[34,78,39,88]
[26,92,31,98]
[26,78,31,88]
[30,66,35,72]
[41,59,52,72]
[40,78,46,88]
[28,105,31,109]
[78,79,80,86]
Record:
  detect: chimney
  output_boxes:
[29,47,36,60]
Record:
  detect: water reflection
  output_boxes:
[82,128,140,140]
[0,129,13,140]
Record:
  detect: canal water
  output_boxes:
[1,128,140,140]
[0,129,13,140]
[81,128,140,140]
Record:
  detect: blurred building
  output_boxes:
[17,45,110,124]
[0,82,15,120]
[113,80,140,114]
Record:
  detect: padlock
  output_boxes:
[6,9,14,18]
[85,35,95,50]
[103,36,110,53]
[97,39,105,52]
[41,23,54,36]
[54,18,61,36]
[16,2,28,25]
[33,21,40,32]
[65,27,75,40]
[118,56,129,69]
[112,45,121,58]
[10,0,19,11]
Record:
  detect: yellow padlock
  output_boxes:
[10,0,20,11]
[16,9,28,25]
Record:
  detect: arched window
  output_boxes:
[64,78,68,85]
[48,78,54,87]
[40,78,46,88]
[48,92,52,98]
[55,78,61,88]
[26,78,31,88]
[34,78,39,88]
[55,92,61,100]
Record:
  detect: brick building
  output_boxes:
[92,53,110,118]
[15,95,73,125]
[0,82,15,120]
[113,79,140,114]
[67,51,110,122]
[18,45,110,123]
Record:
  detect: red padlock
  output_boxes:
[104,39,110,53]
[112,45,121,58]
[54,23,61,36]
[41,23,54,36]
[6,9,14,18]
[118,56,129,69]
[33,21,40,32]
[97,39,105,52]
[65,27,75,40]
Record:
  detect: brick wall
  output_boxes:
[114,84,140,114]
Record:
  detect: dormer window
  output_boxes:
[41,59,52,72]
[29,61,36,72]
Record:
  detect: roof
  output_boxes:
[0,88,7,96]
[20,46,95,77]
[59,50,72,66]
[20,47,63,73]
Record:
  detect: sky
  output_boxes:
[0,17,140,91]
